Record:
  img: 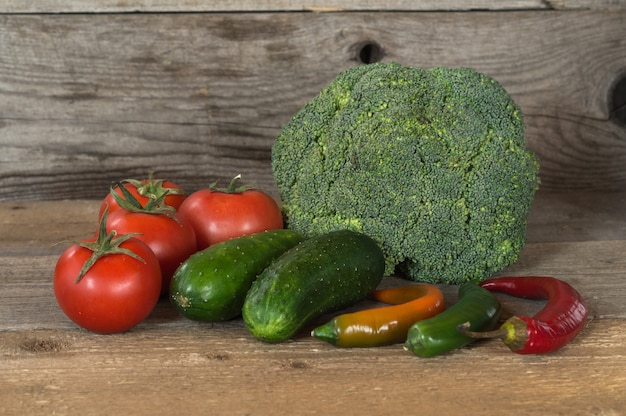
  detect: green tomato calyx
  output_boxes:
[210,174,253,194]
[74,207,145,284]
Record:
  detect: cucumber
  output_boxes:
[242,229,386,343]
[169,229,304,322]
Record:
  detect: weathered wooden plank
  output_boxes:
[1,11,625,201]
[2,191,625,256]
[1,0,617,14]
[525,191,626,243]
[0,200,99,256]
[1,320,624,416]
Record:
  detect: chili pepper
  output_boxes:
[404,282,501,358]
[311,284,445,348]
[458,276,588,354]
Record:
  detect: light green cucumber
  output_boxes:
[170,229,304,322]
[242,229,385,343]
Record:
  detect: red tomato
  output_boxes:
[99,176,186,219]
[178,179,284,250]
[54,236,161,334]
[105,209,197,294]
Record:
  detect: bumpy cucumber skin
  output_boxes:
[242,229,386,343]
[169,229,304,322]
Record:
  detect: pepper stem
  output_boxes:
[458,316,529,351]
[457,321,508,340]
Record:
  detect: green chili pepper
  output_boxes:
[404,282,501,358]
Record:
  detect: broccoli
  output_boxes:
[271,62,540,284]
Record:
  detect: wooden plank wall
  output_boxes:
[2,0,626,12]
[1,2,625,201]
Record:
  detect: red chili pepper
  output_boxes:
[458,276,588,354]
[312,284,445,348]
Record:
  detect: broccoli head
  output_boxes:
[271,62,540,284]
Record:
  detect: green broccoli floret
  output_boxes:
[271,62,540,284]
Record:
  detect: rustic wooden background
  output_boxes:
[1,1,625,201]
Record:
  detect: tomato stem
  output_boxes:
[228,174,242,192]
[74,207,145,283]
[209,174,253,194]
[110,182,177,217]
[123,171,186,199]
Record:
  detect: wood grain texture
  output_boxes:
[1,320,624,416]
[2,191,624,256]
[1,10,625,201]
[2,0,621,14]
[526,191,626,243]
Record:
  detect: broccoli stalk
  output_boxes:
[272,62,539,284]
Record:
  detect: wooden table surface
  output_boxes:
[1,191,625,416]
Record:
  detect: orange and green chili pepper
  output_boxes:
[458,276,588,354]
[311,284,445,348]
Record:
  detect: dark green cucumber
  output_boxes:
[169,229,304,322]
[242,229,386,343]
[404,282,502,357]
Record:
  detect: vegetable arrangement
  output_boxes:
[53,178,588,352]
[53,63,589,357]
[53,171,588,354]
[53,173,285,334]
